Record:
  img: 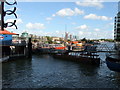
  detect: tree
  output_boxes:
[81,38,87,41]
[46,36,53,44]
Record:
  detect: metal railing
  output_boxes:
[96,44,116,52]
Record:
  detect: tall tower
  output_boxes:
[64,32,69,41]
[70,34,72,41]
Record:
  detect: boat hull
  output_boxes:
[52,54,100,66]
[106,56,120,72]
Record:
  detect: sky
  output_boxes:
[4,1,119,39]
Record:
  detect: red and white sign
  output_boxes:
[0,36,4,40]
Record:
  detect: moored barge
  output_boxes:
[52,51,100,66]
[106,54,120,72]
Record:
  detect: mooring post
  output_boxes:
[28,38,32,58]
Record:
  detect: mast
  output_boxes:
[64,24,68,46]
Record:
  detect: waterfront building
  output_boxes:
[0,29,18,57]
[73,35,79,41]
[0,29,18,45]
[69,34,72,41]
[114,14,120,41]
[21,31,29,38]
[51,37,63,44]
[64,32,69,41]
[30,34,48,44]
[19,31,30,43]
[114,1,120,50]
[52,37,60,42]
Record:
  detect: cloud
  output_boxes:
[71,22,76,25]
[75,24,88,30]
[26,22,45,30]
[84,14,112,20]
[52,14,56,17]
[109,22,114,25]
[77,30,113,39]
[46,17,53,21]
[26,29,65,37]
[5,18,23,29]
[94,28,100,31]
[47,8,84,21]
[56,8,74,17]
[74,25,113,39]
[16,19,23,24]
[74,8,85,15]
[6,18,23,24]
[55,8,84,17]
[75,0,104,9]
[78,31,84,35]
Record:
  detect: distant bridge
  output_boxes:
[71,44,117,53]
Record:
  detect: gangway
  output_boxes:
[96,44,116,53]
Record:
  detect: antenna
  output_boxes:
[65,24,67,33]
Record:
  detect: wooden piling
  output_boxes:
[27,38,32,58]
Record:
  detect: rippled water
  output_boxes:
[2,53,120,88]
[2,42,120,88]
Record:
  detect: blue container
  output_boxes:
[0,34,12,45]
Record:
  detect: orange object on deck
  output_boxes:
[55,47,66,50]
[76,43,82,46]
[0,29,18,35]
[72,41,78,44]
[68,41,78,44]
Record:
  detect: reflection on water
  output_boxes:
[2,53,120,88]
[78,63,99,76]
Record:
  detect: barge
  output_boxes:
[52,51,100,66]
[106,54,120,72]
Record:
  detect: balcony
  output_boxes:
[117,20,120,22]
[117,26,120,28]
[117,24,120,26]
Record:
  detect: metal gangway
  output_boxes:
[96,44,116,53]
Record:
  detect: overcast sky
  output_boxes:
[4,1,119,39]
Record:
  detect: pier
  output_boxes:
[0,37,32,62]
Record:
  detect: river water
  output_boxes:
[2,42,120,88]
